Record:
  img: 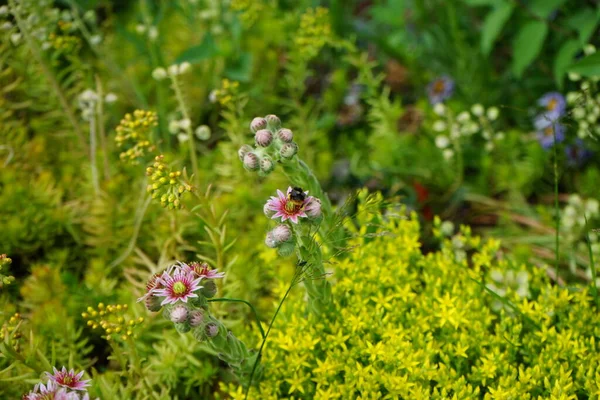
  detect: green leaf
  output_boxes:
[463,0,503,6]
[569,52,600,78]
[481,3,514,55]
[529,0,567,19]
[175,33,219,64]
[566,8,600,45]
[554,40,581,88]
[224,52,253,82]
[511,20,548,78]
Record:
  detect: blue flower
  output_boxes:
[536,122,565,149]
[427,76,454,105]
[565,139,592,167]
[538,92,566,120]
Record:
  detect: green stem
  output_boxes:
[208,298,265,339]
[95,75,111,180]
[9,0,88,153]
[170,74,199,184]
[584,214,598,308]
[244,279,295,400]
[552,127,560,282]
[89,109,100,196]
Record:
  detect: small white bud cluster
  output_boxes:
[135,24,158,41]
[77,89,117,121]
[153,62,192,81]
[433,103,503,158]
[566,75,600,139]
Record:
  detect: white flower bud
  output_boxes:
[277,128,293,143]
[135,24,147,34]
[250,117,267,133]
[170,305,188,323]
[104,93,117,103]
[486,107,499,121]
[272,225,292,243]
[243,152,259,171]
[471,104,484,117]
[179,62,192,74]
[195,125,211,140]
[238,144,253,162]
[168,64,179,76]
[179,118,192,130]
[255,129,273,147]
[456,111,470,122]
[169,120,181,134]
[435,135,450,149]
[432,120,447,132]
[433,103,446,116]
[148,26,158,40]
[152,68,167,81]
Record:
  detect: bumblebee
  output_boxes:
[286,186,307,212]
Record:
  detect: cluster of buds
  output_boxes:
[146,155,192,209]
[152,62,191,81]
[22,367,93,400]
[1,312,23,351]
[238,114,299,176]
[115,110,157,164]
[0,254,15,288]
[264,186,322,256]
[77,89,117,121]
[82,303,144,342]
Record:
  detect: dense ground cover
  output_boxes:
[2,0,600,399]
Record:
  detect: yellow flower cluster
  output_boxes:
[210,79,240,107]
[230,0,266,27]
[47,32,81,53]
[0,254,15,287]
[0,313,23,351]
[146,155,192,209]
[221,211,600,399]
[295,7,333,59]
[115,110,157,164]
[82,303,144,342]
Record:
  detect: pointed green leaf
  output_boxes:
[176,33,219,64]
[554,40,580,88]
[511,20,548,78]
[481,3,514,56]
[569,52,600,78]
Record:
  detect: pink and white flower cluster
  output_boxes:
[23,367,93,400]
[138,261,225,308]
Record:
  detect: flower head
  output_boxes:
[265,187,316,224]
[565,139,592,167]
[427,76,454,105]
[180,261,225,280]
[45,367,90,391]
[536,122,565,149]
[153,268,203,305]
[538,92,566,119]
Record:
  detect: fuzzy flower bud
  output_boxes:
[145,295,162,312]
[260,156,275,175]
[280,142,298,159]
[277,128,293,143]
[189,310,205,327]
[243,152,260,171]
[255,129,273,147]
[200,280,217,298]
[272,224,292,243]
[238,144,253,162]
[277,241,296,257]
[205,323,219,338]
[305,197,322,219]
[265,231,278,248]
[250,117,267,133]
[170,305,189,323]
[265,114,281,129]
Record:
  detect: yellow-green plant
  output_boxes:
[221,205,600,399]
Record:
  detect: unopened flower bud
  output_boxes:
[170,305,188,323]
[152,68,167,81]
[255,129,273,147]
[145,295,162,312]
[205,323,219,338]
[238,144,253,162]
[243,152,259,171]
[272,225,292,243]
[277,128,293,143]
[189,310,206,328]
[195,125,211,140]
[265,114,281,129]
[250,117,267,133]
[200,280,217,298]
[305,197,322,219]
[260,156,275,175]
[277,241,295,257]
[280,142,298,159]
[179,62,192,74]
[265,231,278,248]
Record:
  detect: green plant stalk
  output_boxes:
[244,278,295,400]
[552,129,560,282]
[9,0,88,153]
[208,298,265,339]
[89,109,100,195]
[95,75,111,180]
[170,74,199,185]
[584,214,598,308]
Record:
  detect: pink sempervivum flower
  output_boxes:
[23,380,60,400]
[186,261,225,280]
[153,268,203,305]
[46,367,91,391]
[265,187,315,224]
